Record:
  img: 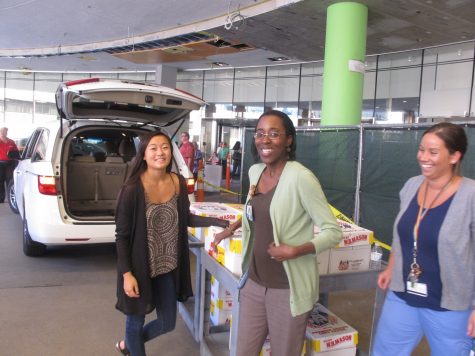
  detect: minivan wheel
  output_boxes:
[23,218,46,257]
[7,180,19,214]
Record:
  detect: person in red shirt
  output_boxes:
[0,127,19,203]
[179,132,194,172]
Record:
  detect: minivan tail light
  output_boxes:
[38,176,57,195]
[187,178,195,194]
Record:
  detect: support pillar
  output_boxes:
[321,2,368,125]
[155,64,177,88]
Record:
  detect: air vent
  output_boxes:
[207,39,232,47]
[231,43,254,51]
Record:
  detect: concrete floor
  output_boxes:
[0,176,430,355]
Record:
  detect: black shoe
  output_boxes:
[115,341,131,356]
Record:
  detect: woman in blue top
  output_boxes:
[373,123,475,355]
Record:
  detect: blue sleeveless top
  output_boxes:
[394,190,455,310]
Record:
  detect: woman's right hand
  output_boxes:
[212,229,232,252]
[377,268,392,290]
[123,272,140,298]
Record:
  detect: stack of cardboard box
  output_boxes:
[315,219,373,275]
[306,304,358,356]
[209,275,233,326]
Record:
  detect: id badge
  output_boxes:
[406,281,428,297]
[246,204,254,221]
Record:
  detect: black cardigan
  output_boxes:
[115,174,226,315]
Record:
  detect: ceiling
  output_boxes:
[0,0,473,72]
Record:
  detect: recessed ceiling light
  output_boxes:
[402,100,407,103]
[268,56,290,62]
[211,61,229,67]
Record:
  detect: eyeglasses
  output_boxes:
[253,132,285,140]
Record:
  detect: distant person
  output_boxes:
[179,132,194,172]
[231,141,242,177]
[114,131,229,356]
[192,141,203,181]
[207,151,219,165]
[373,122,475,355]
[0,127,18,203]
[217,142,229,178]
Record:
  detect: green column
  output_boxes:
[321,2,368,125]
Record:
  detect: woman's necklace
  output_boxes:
[409,175,455,285]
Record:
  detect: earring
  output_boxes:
[286,146,291,152]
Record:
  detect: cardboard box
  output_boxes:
[190,202,242,221]
[314,219,373,248]
[328,245,370,274]
[260,336,306,356]
[188,227,204,241]
[306,304,358,355]
[210,275,232,299]
[209,298,233,326]
[225,203,244,212]
[206,226,243,269]
[260,336,272,356]
[189,202,242,242]
[318,249,330,275]
[224,247,243,276]
[308,347,356,356]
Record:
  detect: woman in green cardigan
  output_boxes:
[216,110,342,356]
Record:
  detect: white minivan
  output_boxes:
[9,78,203,256]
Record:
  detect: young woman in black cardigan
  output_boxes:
[114,131,228,356]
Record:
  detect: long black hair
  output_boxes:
[251,110,297,162]
[125,131,174,184]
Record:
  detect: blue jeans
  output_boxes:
[373,291,472,356]
[125,271,177,356]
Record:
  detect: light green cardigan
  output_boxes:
[242,161,343,316]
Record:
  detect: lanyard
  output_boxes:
[410,176,454,278]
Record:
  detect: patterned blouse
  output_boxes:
[145,194,179,277]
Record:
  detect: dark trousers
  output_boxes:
[220,159,227,178]
[0,161,13,202]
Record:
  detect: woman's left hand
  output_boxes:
[267,242,296,261]
[467,310,475,337]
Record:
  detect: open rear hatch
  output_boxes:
[56,78,204,125]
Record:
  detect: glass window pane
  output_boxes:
[421,42,474,118]
[5,72,33,126]
[234,72,265,118]
[118,73,146,81]
[375,51,421,123]
[34,73,61,124]
[145,72,156,82]
[299,63,323,122]
[203,69,233,117]
[62,73,90,81]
